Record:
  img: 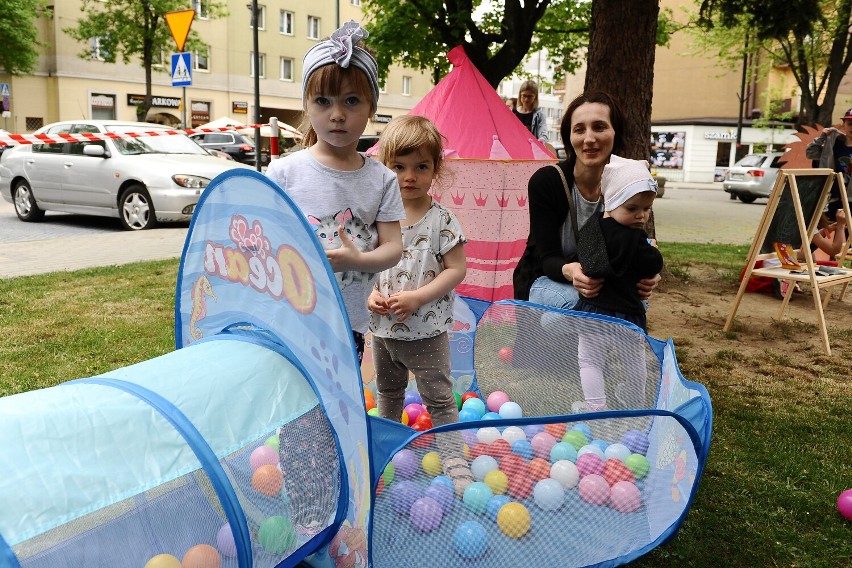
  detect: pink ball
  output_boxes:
[487,391,510,413]
[530,432,557,460]
[404,403,424,425]
[249,445,279,470]
[498,347,513,364]
[578,474,610,506]
[575,453,605,478]
[610,480,642,513]
[838,489,852,520]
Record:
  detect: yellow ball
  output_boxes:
[401,411,410,426]
[422,451,443,476]
[144,554,182,568]
[463,443,471,460]
[497,502,531,539]
[484,469,509,495]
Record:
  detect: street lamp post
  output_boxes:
[249,1,261,171]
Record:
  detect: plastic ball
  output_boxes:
[498,401,523,419]
[404,403,424,424]
[534,478,565,511]
[610,480,642,513]
[413,414,433,430]
[512,439,534,460]
[144,554,181,568]
[263,434,279,450]
[562,430,589,451]
[461,429,478,447]
[523,424,545,439]
[376,476,385,496]
[391,449,418,479]
[470,442,491,459]
[499,454,528,478]
[624,454,650,479]
[422,451,443,477]
[458,408,480,422]
[383,462,396,486]
[482,411,502,421]
[486,494,512,521]
[576,453,605,477]
[590,439,610,453]
[837,489,852,520]
[404,390,422,407]
[453,391,462,410]
[431,475,454,491]
[528,458,551,481]
[497,502,531,538]
[604,443,632,462]
[604,459,636,486]
[476,427,502,445]
[182,544,221,568]
[424,482,455,514]
[251,465,283,497]
[507,474,533,499]
[498,347,513,363]
[250,445,280,470]
[410,496,443,532]
[258,516,295,554]
[578,474,610,505]
[454,520,489,559]
[572,423,593,439]
[483,469,509,495]
[488,438,512,459]
[365,398,376,412]
[472,455,499,480]
[461,391,480,403]
[531,432,557,459]
[462,397,487,418]
[487,390,511,412]
[391,480,423,515]
[550,441,578,464]
[401,410,410,426]
[621,429,650,455]
[216,524,236,558]
[550,459,580,489]
[367,407,379,417]
[544,423,567,439]
[463,481,494,514]
[577,444,605,461]
[501,426,526,445]
[364,388,376,405]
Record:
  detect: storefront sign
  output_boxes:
[233,101,248,114]
[91,94,115,109]
[704,131,737,140]
[650,131,685,169]
[127,94,181,108]
[373,113,392,123]
[191,100,210,127]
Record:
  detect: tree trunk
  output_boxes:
[585,0,660,236]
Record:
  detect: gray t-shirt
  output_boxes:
[266,149,405,333]
[560,183,604,260]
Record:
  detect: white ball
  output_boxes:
[476,426,502,445]
[577,444,605,460]
[501,426,527,445]
[498,401,523,419]
[471,455,499,481]
[550,460,580,489]
[533,478,565,511]
[604,442,632,462]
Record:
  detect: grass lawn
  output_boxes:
[1,243,850,567]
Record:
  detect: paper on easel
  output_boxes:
[773,242,802,270]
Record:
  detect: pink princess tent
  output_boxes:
[376,46,557,301]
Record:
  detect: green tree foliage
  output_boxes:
[0,0,44,76]
[696,0,852,126]
[65,0,226,123]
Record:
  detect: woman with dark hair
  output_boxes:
[513,90,660,307]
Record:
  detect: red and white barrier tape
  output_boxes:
[0,123,301,147]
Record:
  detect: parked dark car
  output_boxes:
[723,152,785,203]
[189,132,261,165]
[357,135,380,153]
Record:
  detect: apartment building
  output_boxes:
[0,0,433,136]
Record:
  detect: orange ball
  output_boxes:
[488,439,511,459]
[507,474,533,499]
[603,458,636,487]
[544,423,567,439]
[182,544,221,568]
[364,389,375,405]
[251,464,284,497]
[365,398,376,412]
[528,458,551,481]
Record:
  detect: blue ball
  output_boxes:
[622,429,650,455]
[462,482,494,514]
[590,439,610,453]
[523,424,545,438]
[486,494,512,521]
[404,390,423,407]
[424,483,455,515]
[511,439,534,460]
[572,423,593,439]
[458,408,480,422]
[454,520,488,559]
[550,441,578,463]
[482,411,502,421]
[431,475,454,490]
[462,397,487,418]
[391,480,423,515]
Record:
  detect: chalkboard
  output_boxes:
[760,173,830,253]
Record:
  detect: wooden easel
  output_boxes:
[724,169,852,355]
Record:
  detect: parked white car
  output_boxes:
[0,120,252,230]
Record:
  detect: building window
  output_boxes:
[25,117,44,131]
[402,76,411,96]
[152,49,166,67]
[351,0,361,5]
[194,45,209,72]
[90,93,116,120]
[90,37,111,60]
[251,5,266,31]
[250,52,266,79]
[192,0,209,19]
[280,57,294,81]
[379,79,387,94]
[280,10,294,35]
[307,16,320,40]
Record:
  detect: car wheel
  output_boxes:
[12,179,46,222]
[738,195,757,204]
[119,184,157,230]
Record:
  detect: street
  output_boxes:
[0,185,765,278]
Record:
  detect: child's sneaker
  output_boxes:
[443,457,474,498]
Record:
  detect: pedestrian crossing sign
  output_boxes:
[171,53,192,87]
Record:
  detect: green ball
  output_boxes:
[562,430,589,451]
[624,453,650,479]
[453,391,462,410]
[383,462,396,486]
[264,434,279,451]
[258,516,295,554]
[367,407,379,416]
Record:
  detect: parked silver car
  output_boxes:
[0,120,252,230]
[722,152,785,203]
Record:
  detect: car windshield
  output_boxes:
[106,125,208,156]
[735,154,767,168]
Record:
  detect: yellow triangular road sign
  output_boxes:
[165,9,195,53]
